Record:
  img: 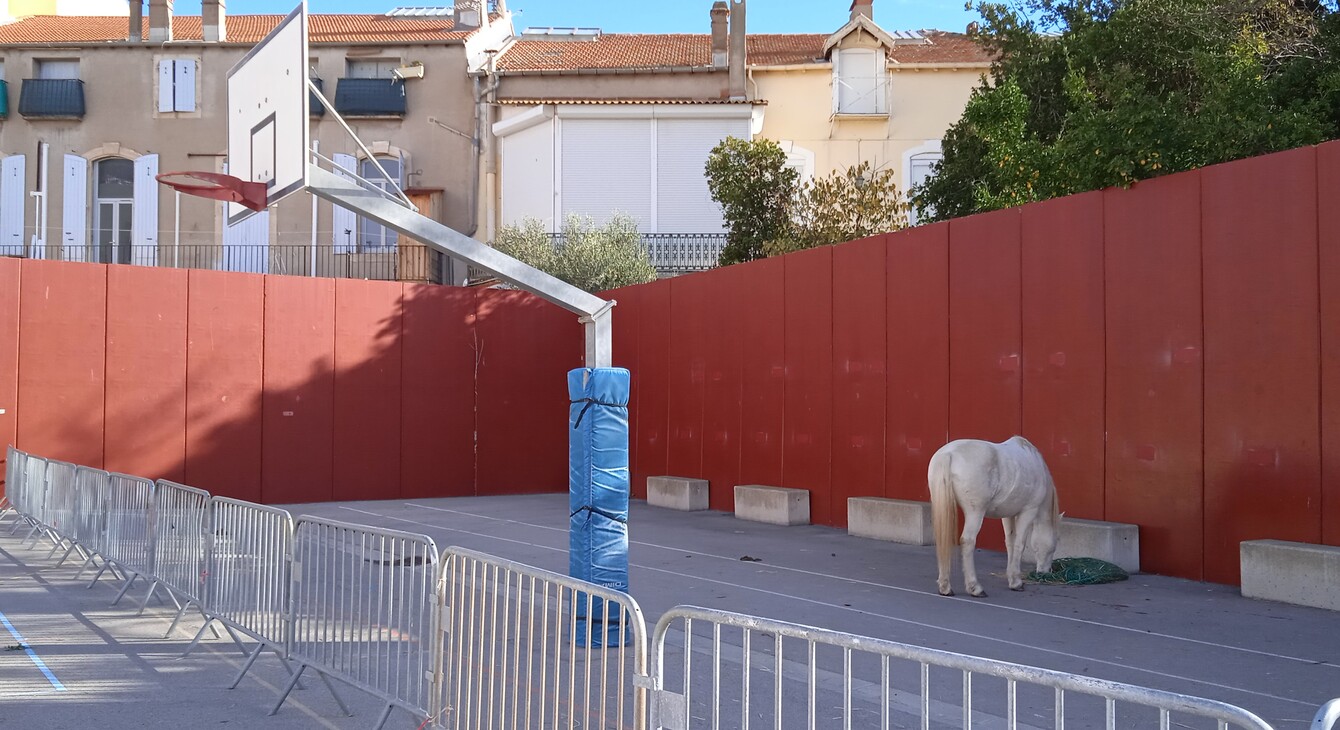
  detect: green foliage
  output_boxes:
[914,0,1340,221]
[705,137,800,265]
[492,214,657,293]
[765,162,910,256]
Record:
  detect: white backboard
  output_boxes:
[227,2,309,225]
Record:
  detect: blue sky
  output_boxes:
[167,1,984,35]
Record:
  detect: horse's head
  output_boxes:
[1029,493,1063,572]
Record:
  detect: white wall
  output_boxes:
[499,114,556,228]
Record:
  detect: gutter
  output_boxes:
[494,65,722,77]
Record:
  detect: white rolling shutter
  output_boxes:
[0,155,25,256]
[61,154,88,262]
[560,118,653,229]
[158,60,175,112]
[132,154,159,265]
[175,60,196,112]
[223,209,270,274]
[837,48,882,114]
[656,119,748,233]
[331,153,357,253]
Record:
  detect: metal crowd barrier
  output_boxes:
[650,606,1274,730]
[434,547,650,730]
[70,466,113,579]
[152,480,211,630]
[41,460,78,559]
[183,497,297,688]
[96,474,158,608]
[277,516,441,729]
[18,455,49,546]
[0,445,21,522]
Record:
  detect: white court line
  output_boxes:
[0,610,66,691]
[399,501,1335,671]
[340,504,1315,709]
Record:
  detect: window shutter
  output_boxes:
[222,209,270,273]
[331,153,357,253]
[831,51,841,115]
[132,154,159,264]
[656,119,748,233]
[0,155,25,256]
[61,154,88,262]
[175,59,196,112]
[158,60,175,112]
[560,118,653,229]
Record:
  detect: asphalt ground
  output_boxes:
[1,494,1336,729]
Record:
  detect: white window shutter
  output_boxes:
[175,59,196,112]
[331,153,357,253]
[61,154,88,262]
[132,154,159,265]
[831,51,841,115]
[0,155,25,256]
[223,209,270,273]
[158,60,176,112]
[560,119,653,229]
[656,119,748,233]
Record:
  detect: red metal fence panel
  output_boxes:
[1201,147,1322,584]
[666,274,710,481]
[606,285,643,498]
[17,260,107,467]
[885,224,949,502]
[333,279,404,502]
[400,284,477,499]
[831,236,887,525]
[105,266,188,482]
[782,247,835,525]
[1021,193,1106,521]
[634,280,672,494]
[737,257,787,490]
[1103,173,1205,579]
[699,266,744,512]
[261,276,337,505]
[1321,140,1340,548]
[0,258,19,498]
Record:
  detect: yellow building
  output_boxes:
[3,0,126,21]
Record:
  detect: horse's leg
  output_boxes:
[959,508,988,597]
[1001,516,1016,589]
[1007,510,1040,591]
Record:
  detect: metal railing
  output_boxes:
[4,445,1336,730]
[548,233,727,276]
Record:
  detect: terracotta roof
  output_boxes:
[0,13,489,44]
[498,98,761,105]
[495,31,989,72]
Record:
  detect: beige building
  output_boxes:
[483,0,989,248]
[0,1,510,282]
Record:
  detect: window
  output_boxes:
[157,59,197,112]
[905,146,943,225]
[833,48,887,115]
[358,156,402,248]
[35,59,79,79]
[346,58,400,78]
[94,158,134,264]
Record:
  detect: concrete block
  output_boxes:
[733,485,809,526]
[1054,518,1140,574]
[646,476,709,512]
[1241,540,1340,612]
[847,497,933,545]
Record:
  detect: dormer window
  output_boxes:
[833,47,888,116]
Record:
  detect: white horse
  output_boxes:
[928,436,1062,597]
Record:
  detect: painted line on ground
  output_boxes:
[340,504,1314,709]
[0,610,67,691]
[399,501,1333,671]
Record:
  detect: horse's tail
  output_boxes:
[929,449,959,585]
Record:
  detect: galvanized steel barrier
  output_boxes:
[18,455,49,545]
[277,516,441,729]
[434,546,649,730]
[97,473,158,606]
[41,460,79,559]
[152,480,211,629]
[0,445,21,522]
[70,466,113,579]
[650,606,1274,730]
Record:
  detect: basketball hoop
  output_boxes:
[156,171,268,212]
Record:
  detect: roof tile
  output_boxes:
[0,13,483,44]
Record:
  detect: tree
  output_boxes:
[705,137,800,266]
[492,214,657,293]
[914,0,1340,222]
[765,162,911,256]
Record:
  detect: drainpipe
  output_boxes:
[475,54,501,242]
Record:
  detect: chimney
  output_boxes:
[850,0,873,21]
[710,2,729,69]
[203,0,226,42]
[457,0,482,31]
[129,0,142,41]
[148,0,173,43]
[728,0,746,99]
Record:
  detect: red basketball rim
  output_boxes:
[156,171,268,212]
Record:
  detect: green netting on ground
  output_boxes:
[1027,557,1129,585]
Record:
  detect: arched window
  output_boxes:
[358,156,403,248]
[94,157,134,263]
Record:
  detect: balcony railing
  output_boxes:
[334,78,407,117]
[470,233,728,283]
[18,78,85,118]
[0,243,449,285]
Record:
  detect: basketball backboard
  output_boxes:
[226,2,309,225]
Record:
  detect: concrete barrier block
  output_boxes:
[646,476,709,512]
[1241,540,1340,611]
[1055,518,1140,574]
[734,485,809,526]
[847,497,933,545]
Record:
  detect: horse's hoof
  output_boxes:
[1010,584,1024,592]
[968,588,987,598]
[939,588,954,597]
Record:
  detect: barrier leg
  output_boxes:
[164,600,192,638]
[87,562,110,589]
[44,537,67,560]
[54,543,79,567]
[180,618,215,658]
[274,649,306,690]
[73,553,97,580]
[8,517,27,534]
[315,670,353,717]
[229,643,266,689]
[371,704,395,730]
[134,581,164,616]
[111,573,139,606]
[269,664,307,716]
[222,623,248,655]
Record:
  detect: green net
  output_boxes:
[1026,557,1129,585]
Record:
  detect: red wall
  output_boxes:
[609,141,1340,585]
[0,267,576,504]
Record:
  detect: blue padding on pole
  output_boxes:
[568,367,630,648]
